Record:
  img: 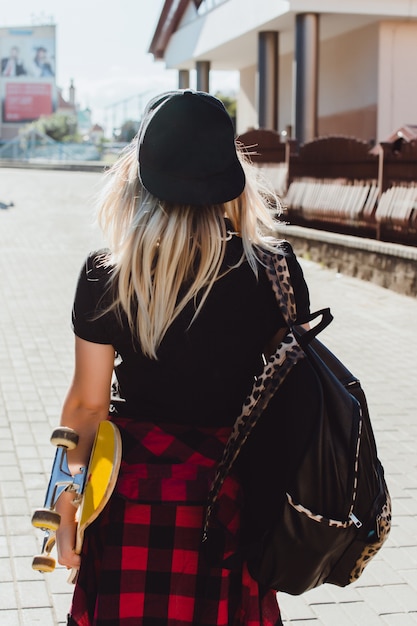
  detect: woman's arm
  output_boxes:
[55,336,115,569]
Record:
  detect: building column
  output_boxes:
[294,13,319,144]
[178,69,190,89]
[258,31,279,130]
[196,60,210,92]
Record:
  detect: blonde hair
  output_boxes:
[97,139,283,359]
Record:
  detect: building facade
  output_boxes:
[149,0,417,144]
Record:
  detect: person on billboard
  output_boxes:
[31,46,54,77]
[1,46,27,77]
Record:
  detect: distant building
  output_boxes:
[56,84,77,116]
[0,23,58,141]
[149,1,417,144]
[89,123,104,145]
[76,108,91,136]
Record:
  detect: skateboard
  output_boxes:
[31,420,122,583]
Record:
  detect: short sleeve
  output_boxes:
[280,241,311,322]
[71,252,114,345]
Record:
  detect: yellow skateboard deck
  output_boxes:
[69,420,122,583]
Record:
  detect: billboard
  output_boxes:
[0,25,56,125]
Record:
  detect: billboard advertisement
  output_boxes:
[0,25,56,124]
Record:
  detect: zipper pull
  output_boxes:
[349,512,363,528]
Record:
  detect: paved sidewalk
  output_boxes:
[0,167,416,625]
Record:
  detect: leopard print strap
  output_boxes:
[203,247,304,538]
[261,249,298,326]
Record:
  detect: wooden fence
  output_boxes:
[237,130,417,244]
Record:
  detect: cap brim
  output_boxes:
[139,160,246,206]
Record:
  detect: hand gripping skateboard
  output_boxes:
[31,420,122,583]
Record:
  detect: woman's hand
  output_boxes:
[55,491,81,569]
[56,520,81,570]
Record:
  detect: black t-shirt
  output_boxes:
[72,235,310,426]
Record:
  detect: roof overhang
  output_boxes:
[149,0,417,70]
[149,0,202,59]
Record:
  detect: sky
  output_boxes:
[0,1,183,132]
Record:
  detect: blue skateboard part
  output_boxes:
[43,447,86,510]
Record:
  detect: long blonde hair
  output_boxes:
[97,139,283,358]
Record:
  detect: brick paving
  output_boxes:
[0,167,416,625]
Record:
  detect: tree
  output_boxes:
[215,92,237,129]
[22,112,81,143]
[114,119,140,143]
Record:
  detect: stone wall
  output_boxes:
[276,224,417,298]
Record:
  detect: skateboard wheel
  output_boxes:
[50,427,79,450]
[32,554,56,573]
[31,508,61,531]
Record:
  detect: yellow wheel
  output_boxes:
[32,554,56,573]
[31,508,61,531]
[50,427,79,450]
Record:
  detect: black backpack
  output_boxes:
[203,248,391,595]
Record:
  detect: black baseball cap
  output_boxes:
[137,90,246,206]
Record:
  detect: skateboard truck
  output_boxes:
[31,427,85,573]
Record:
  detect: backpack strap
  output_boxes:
[262,248,333,346]
[203,248,307,540]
